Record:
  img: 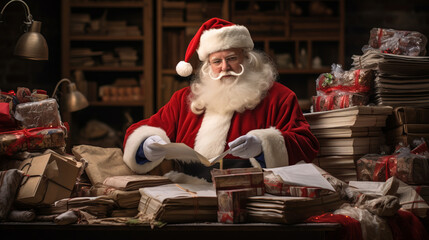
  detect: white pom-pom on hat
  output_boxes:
[176,61,193,77]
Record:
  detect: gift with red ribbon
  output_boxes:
[356,143,429,184]
[316,68,374,95]
[217,188,254,223]
[0,126,67,156]
[364,27,427,56]
[312,92,369,112]
[264,171,333,198]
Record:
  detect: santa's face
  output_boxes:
[208,49,244,81]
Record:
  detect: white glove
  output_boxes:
[228,135,262,159]
[142,135,167,161]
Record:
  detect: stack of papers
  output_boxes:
[304,106,393,182]
[103,175,172,191]
[351,50,429,107]
[138,183,218,223]
[246,193,343,224]
[36,196,117,218]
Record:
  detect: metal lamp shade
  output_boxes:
[66,83,89,112]
[14,21,49,60]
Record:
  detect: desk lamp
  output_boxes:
[52,78,89,112]
[0,0,49,60]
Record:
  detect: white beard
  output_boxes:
[189,60,276,158]
[189,62,273,115]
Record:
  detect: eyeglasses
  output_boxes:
[209,55,240,68]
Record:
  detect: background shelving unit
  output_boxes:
[155,0,229,108]
[61,0,153,149]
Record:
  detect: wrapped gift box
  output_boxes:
[217,188,254,223]
[312,92,369,112]
[0,126,67,156]
[264,171,333,197]
[356,150,429,184]
[14,98,62,129]
[212,170,264,196]
[16,153,83,206]
[364,28,427,56]
[316,68,374,95]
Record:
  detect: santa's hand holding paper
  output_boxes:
[228,135,262,159]
[122,17,319,179]
[142,135,167,161]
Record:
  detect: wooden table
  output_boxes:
[0,222,342,239]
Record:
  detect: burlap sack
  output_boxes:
[72,145,181,185]
[72,145,134,185]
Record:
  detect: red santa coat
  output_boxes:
[123,82,319,174]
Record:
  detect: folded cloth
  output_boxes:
[0,169,24,220]
[54,210,78,225]
[7,209,36,222]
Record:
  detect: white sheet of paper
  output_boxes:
[264,163,335,191]
[153,142,230,166]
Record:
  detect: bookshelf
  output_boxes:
[156,0,229,108]
[156,0,344,112]
[61,0,153,148]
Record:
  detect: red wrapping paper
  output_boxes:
[316,69,373,95]
[356,148,429,184]
[365,28,428,56]
[217,188,253,223]
[0,126,67,156]
[312,93,369,112]
[264,171,333,197]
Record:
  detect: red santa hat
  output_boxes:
[176,17,254,77]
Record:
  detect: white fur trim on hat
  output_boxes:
[247,127,289,168]
[176,60,193,77]
[123,125,171,174]
[197,25,254,61]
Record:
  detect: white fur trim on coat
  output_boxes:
[194,111,233,159]
[197,25,254,61]
[247,127,289,168]
[123,126,170,174]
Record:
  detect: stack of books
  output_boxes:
[69,48,102,67]
[305,105,393,182]
[114,47,138,66]
[351,50,429,108]
[70,13,90,35]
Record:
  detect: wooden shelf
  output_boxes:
[70,66,144,72]
[61,0,154,150]
[70,1,144,8]
[89,100,145,107]
[70,35,145,41]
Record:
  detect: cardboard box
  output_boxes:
[387,107,429,128]
[16,153,82,206]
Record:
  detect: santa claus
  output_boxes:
[122,18,319,181]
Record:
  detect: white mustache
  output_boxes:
[209,64,244,80]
